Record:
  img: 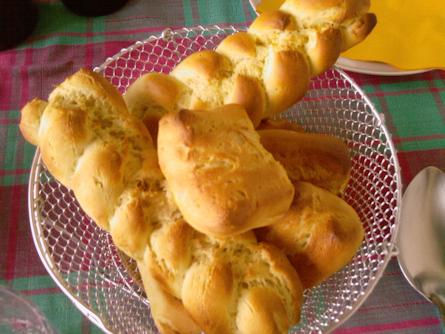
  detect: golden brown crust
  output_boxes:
[182,259,236,334]
[259,129,351,194]
[249,10,297,33]
[38,106,91,187]
[305,28,342,76]
[263,50,310,116]
[158,105,295,237]
[257,181,364,289]
[110,190,150,260]
[281,0,371,25]
[179,236,303,334]
[257,242,303,320]
[236,287,289,334]
[124,73,188,142]
[71,142,125,230]
[170,50,230,111]
[226,75,265,127]
[19,98,47,145]
[171,50,227,81]
[49,68,129,114]
[341,12,377,51]
[137,259,201,334]
[216,32,257,60]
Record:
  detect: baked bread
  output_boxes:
[124,0,376,128]
[19,68,163,259]
[19,69,304,334]
[157,105,294,237]
[259,129,351,194]
[256,181,364,288]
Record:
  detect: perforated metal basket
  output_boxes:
[28,26,402,334]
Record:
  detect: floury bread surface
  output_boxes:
[157,105,295,237]
[124,0,376,133]
[19,69,304,334]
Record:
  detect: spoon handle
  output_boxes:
[430,294,445,323]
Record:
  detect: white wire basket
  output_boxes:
[28,25,402,334]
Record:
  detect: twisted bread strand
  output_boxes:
[124,0,376,132]
[20,69,303,334]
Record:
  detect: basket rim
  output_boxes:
[323,67,402,333]
[29,24,403,334]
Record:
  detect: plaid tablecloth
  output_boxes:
[0,1,444,333]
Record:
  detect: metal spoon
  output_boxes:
[398,166,445,319]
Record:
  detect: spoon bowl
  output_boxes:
[398,166,445,315]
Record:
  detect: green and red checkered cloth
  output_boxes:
[0,1,444,333]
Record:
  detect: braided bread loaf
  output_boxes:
[124,0,376,134]
[20,69,303,334]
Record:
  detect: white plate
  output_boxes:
[248,0,432,76]
[336,57,431,76]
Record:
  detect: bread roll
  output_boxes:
[124,0,376,128]
[257,181,364,289]
[158,105,295,237]
[259,129,351,194]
